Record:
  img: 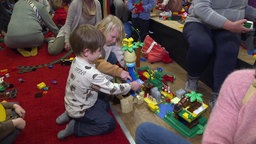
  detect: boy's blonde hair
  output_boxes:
[70,24,106,56]
[96,15,125,46]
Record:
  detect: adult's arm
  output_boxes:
[192,0,228,28]
[202,70,254,143]
[38,5,59,36]
[193,0,251,33]
[63,0,78,43]
[95,0,102,23]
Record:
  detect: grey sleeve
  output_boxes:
[63,0,77,43]
[38,5,59,36]
[95,0,102,22]
[193,0,227,28]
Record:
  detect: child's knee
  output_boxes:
[105,117,116,132]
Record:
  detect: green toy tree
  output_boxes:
[185,91,203,103]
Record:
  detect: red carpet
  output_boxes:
[0,42,130,144]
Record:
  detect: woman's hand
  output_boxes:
[223,19,252,33]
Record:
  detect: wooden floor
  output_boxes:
[111,46,255,143]
[111,60,212,144]
[109,14,255,142]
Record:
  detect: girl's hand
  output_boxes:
[120,70,132,81]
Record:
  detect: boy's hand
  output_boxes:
[12,118,26,129]
[130,81,142,91]
[13,104,26,118]
[120,70,132,81]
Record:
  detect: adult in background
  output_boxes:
[47,0,102,55]
[183,0,256,108]
[4,0,59,57]
[113,0,130,23]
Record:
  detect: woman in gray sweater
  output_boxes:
[183,0,256,108]
[4,0,59,57]
[47,0,102,55]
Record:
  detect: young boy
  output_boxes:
[0,102,26,144]
[56,24,142,140]
[127,0,156,41]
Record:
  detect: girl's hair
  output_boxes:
[69,24,106,56]
[96,15,125,46]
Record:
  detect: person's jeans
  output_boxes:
[135,122,191,144]
[74,99,115,136]
[183,22,240,92]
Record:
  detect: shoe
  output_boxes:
[57,120,75,140]
[185,76,199,92]
[30,47,38,56]
[209,92,218,109]
[17,48,31,57]
[56,111,70,125]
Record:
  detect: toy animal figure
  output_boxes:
[150,87,161,103]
